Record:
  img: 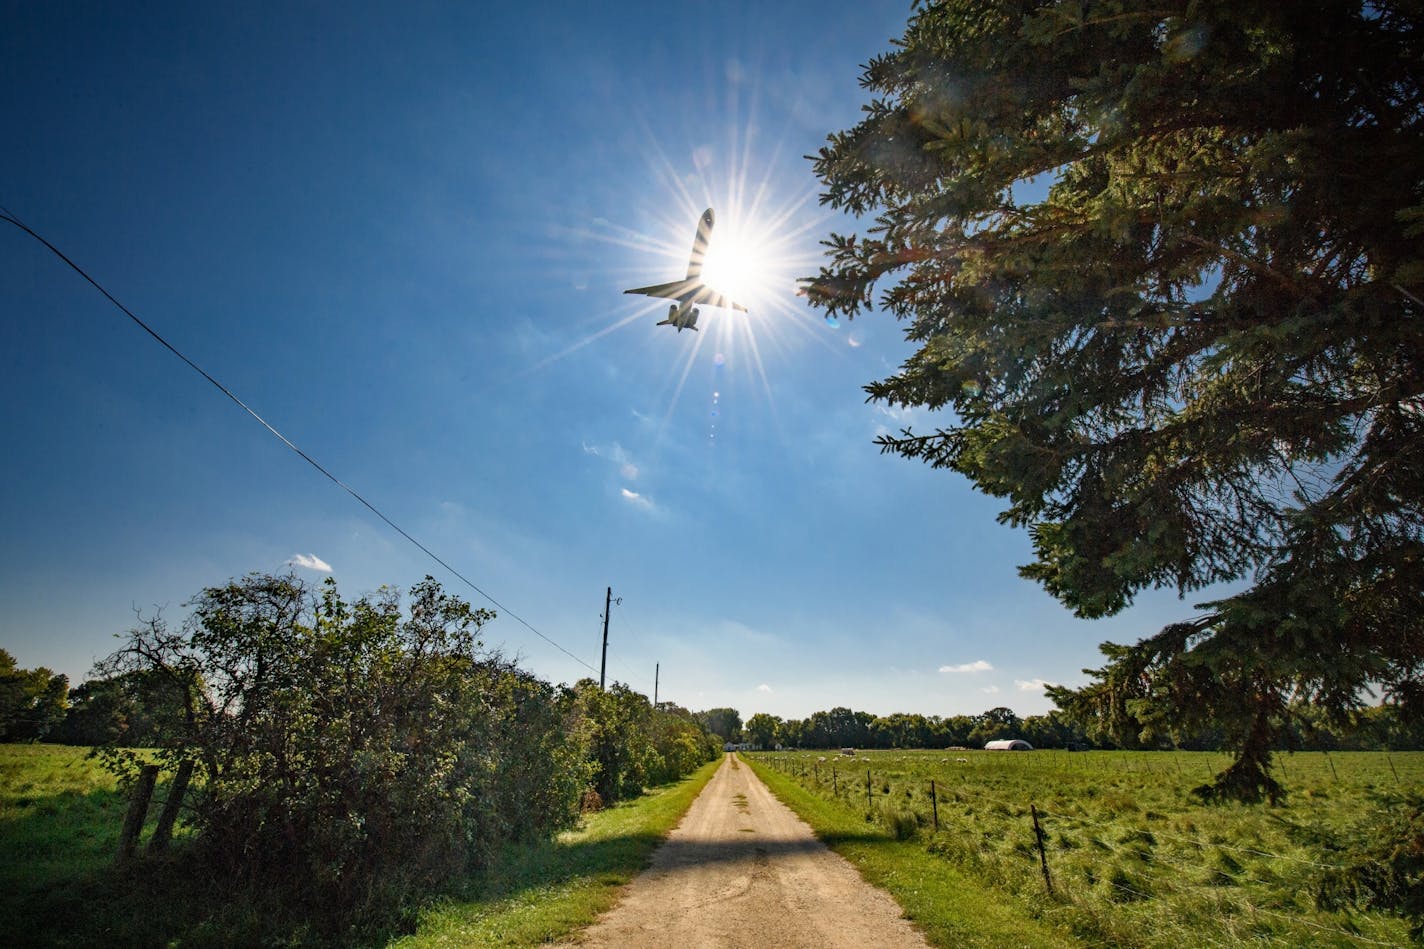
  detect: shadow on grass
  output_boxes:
[4,779,744,948]
[1,785,406,948]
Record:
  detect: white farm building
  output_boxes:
[984,739,1034,751]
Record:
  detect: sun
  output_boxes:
[697,214,780,312]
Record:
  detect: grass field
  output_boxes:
[0,744,718,947]
[746,749,1421,947]
[394,757,719,948]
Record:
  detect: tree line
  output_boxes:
[730,703,1423,753]
[2,573,722,937]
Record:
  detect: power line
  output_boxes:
[1,207,600,677]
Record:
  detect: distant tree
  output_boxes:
[55,670,189,746]
[0,649,68,742]
[969,706,1022,745]
[694,707,743,744]
[1020,710,1088,749]
[942,714,977,747]
[744,712,782,749]
[806,0,1424,801]
[647,704,721,782]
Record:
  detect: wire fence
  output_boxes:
[750,750,1417,947]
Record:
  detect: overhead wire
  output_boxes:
[0,207,600,677]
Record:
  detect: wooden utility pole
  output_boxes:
[654,662,659,706]
[599,586,611,690]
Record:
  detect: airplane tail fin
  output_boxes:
[685,209,714,280]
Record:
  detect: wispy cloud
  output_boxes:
[287,553,332,573]
[940,660,993,673]
[585,440,640,480]
[620,487,656,512]
[1015,678,1050,693]
[981,685,1001,694]
[756,683,773,693]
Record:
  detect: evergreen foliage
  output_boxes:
[806,0,1424,799]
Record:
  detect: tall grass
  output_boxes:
[750,749,1420,947]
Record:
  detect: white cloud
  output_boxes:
[939,660,993,673]
[620,487,655,511]
[981,685,1001,694]
[756,683,773,693]
[287,553,332,573]
[1015,678,1050,693]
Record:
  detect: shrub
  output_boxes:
[96,573,588,929]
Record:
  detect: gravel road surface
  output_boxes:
[566,754,930,948]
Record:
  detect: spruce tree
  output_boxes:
[807,0,1423,799]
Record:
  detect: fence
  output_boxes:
[751,749,1418,947]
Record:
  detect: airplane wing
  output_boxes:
[624,280,747,312]
[689,285,748,312]
[624,280,698,301]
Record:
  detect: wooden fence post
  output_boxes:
[117,764,159,863]
[147,760,194,855]
[866,768,872,809]
[930,779,939,832]
[1030,804,1053,895]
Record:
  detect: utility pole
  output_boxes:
[600,586,611,690]
[654,663,659,707]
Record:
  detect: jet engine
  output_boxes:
[688,307,700,328]
[668,303,678,319]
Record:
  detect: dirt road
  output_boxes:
[566,754,929,948]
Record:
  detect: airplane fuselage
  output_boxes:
[624,208,747,332]
[660,300,701,332]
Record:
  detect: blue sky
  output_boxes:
[2,1,1206,720]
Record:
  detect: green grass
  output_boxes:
[0,744,219,947]
[750,749,1420,947]
[1,745,717,947]
[0,743,131,893]
[744,755,1080,948]
[392,757,720,948]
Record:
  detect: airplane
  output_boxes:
[624,208,747,332]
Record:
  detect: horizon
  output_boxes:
[2,2,1224,722]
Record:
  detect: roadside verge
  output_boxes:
[743,756,1079,949]
[394,758,721,948]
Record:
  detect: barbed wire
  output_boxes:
[754,753,1400,948]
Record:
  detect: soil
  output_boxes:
[564,754,930,948]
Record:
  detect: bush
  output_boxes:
[96,573,589,930]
